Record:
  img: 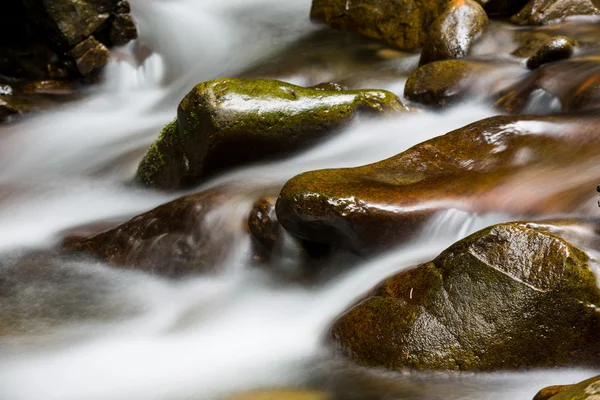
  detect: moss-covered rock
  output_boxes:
[137,78,408,190]
[540,375,600,399]
[225,389,331,400]
[310,0,449,50]
[526,35,576,69]
[512,0,600,25]
[496,56,600,113]
[532,384,576,400]
[419,0,488,66]
[404,60,500,107]
[275,115,600,254]
[329,221,600,371]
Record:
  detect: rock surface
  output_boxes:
[330,221,600,371]
[512,0,600,25]
[532,384,576,400]
[226,389,331,400]
[276,115,600,254]
[526,35,576,69]
[539,375,600,399]
[310,0,449,50]
[419,0,488,66]
[137,78,408,190]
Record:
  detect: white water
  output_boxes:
[0,1,598,399]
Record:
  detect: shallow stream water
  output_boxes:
[0,0,599,399]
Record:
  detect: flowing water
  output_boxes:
[0,0,598,399]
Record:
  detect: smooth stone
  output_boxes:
[542,375,600,399]
[526,35,577,69]
[512,0,600,25]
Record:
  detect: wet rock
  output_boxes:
[481,0,530,16]
[496,56,600,113]
[137,78,408,190]
[22,80,73,95]
[67,36,110,76]
[419,0,488,66]
[310,0,449,50]
[532,384,575,400]
[248,196,281,260]
[275,115,600,254]
[512,0,600,25]
[63,186,251,276]
[330,221,600,371]
[0,97,19,122]
[226,389,331,400]
[539,375,600,399]
[526,36,576,69]
[109,13,138,46]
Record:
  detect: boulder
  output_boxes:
[226,389,331,400]
[310,0,449,50]
[419,0,488,66]
[275,115,600,254]
[526,36,576,69]
[532,384,575,400]
[67,36,110,75]
[496,56,600,113]
[404,59,507,107]
[512,0,600,25]
[537,375,600,399]
[63,185,251,276]
[330,221,600,371]
[137,78,408,190]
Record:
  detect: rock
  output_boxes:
[496,56,600,113]
[22,80,73,95]
[539,375,600,399]
[481,0,529,16]
[0,97,19,122]
[512,0,600,25]
[109,13,138,46]
[67,36,110,76]
[526,36,576,69]
[275,115,600,254]
[137,78,408,190]
[310,0,449,50]
[248,197,281,260]
[419,0,488,66]
[532,384,575,400]
[226,389,331,400]
[63,185,252,276]
[404,59,515,107]
[329,221,600,371]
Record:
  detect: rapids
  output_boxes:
[0,0,598,399]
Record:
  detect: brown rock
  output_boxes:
[68,36,110,76]
[526,35,576,69]
[109,13,138,46]
[419,0,489,66]
[542,375,600,399]
[512,0,600,25]
[532,384,574,400]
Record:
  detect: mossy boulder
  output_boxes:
[512,0,600,25]
[532,384,577,400]
[419,0,488,66]
[496,56,600,113]
[275,115,600,254]
[310,0,449,50]
[538,375,600,399]
[137,78,408,190]
[329,221,600,371]
[526,36,576,69]
[404,60,500,107]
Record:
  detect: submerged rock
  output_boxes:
[330,221,600,371]
[536,375,600,399]
[137,78,408,190]
[275,115,600,254]
[496,56,600,113]
[512,0,600,25]
[526,35,576,69]
[310,0,448,50]
[419,0,488,66]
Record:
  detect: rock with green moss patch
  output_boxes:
[532,384,576,400]
[330,221,600,371]
[137,78,408,189]
[419,0,488,66]
[310,0,449,50]
[275,115,600,254]
[538,375,600,399]
[512,0,600,25]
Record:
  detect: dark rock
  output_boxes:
[275,115,600,254]
[109,13,138,46]
[137,78,409,190]
[419,0,488,66]
[404,60,497,107]
[496,56,600,113]
[532,384,574,400]
[512,0,600,25]
[0,97,19,122]
[22,80,73,95]
[480,0,529,16]
[526,36,576,69]
[68,36,110,76]
[330,221,600,371]
[248,196,281,260]
[539,375,600,399]
[310,0,449,50]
